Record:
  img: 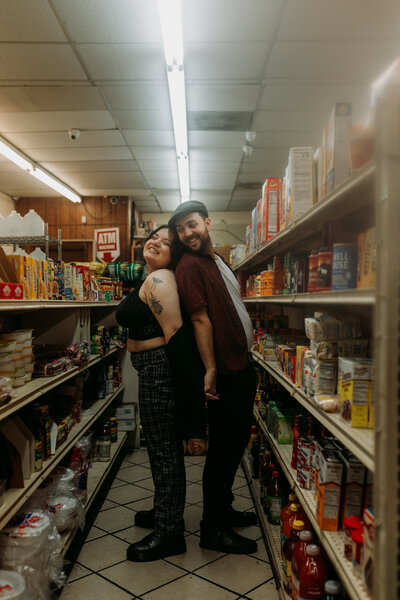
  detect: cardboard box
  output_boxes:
[245,225,252,257]
[0,282,24,299]
[339,380,370,427]
[287,147,314,224]
[261,178,280,242]
[116,405,136,419]
[0,418,30,480]
[316,449,343,531]
[340,451,366,525]
[251,206,258,252]
[256,198,263,249]
[338,357,373,383]
[279,174,287,231]
[13,415,35,476]
[326,103,352,194]
[118,419,136,431]
[369,381,375,428]
[321,125,328,199]
[7,255,31,299]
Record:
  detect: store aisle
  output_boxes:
[61,448,279,599]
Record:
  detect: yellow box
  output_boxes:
[340,380,370,427]
[30,257,39,300]
[369,381,374,428]
[296,346,310,388]
[7,255,31,299]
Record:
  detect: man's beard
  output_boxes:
[185,231,211,255]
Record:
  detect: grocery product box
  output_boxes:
[362,508,374,595]
[0,282,24,300]
[7,255,31,299]
[256,198,263,249]
[338,357,373,383]
[314,359,337,395]
[116,405,136,419]
[296,346,309,388]
[340,451,366,524]
[245,225,252,256]
[316,449,343,531]
[358,226,376,289]
[274,410,292,444]
[339,380,370,427]
[326,103,352,194]
[279,174,287,231]
[251,206,258,252]
[369,381,374,428]
[287,147,314,224]
[118,419,136,431]
[261,178,280,242]
[64,263,74,300]
[321,125,328,198]
[52,260,64,300]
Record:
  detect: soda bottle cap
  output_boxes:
[290,503,300,512]
[293,520,304,530]
[306,544,320,556]
[272,471,279,477]
[299,530,313,541]
[325,580,342,594]
[289,493,297,501]
[268,463,276,469]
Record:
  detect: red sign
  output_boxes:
[95,227,120,263]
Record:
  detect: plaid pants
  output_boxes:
[131,346,185,537]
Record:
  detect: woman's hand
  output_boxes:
[204,369,219,401]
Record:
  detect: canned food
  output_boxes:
[307,250,319,292]
[316,247,333,291]
[332,243,357,290]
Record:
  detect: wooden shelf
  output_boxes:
[242,289,375,306]
[0,384,125,530]
[60,431,127,556]
[242,455,286,600]
[252,351,374,472]
[0,348,119,422]
[253,410,370,600]
[233,162,375,273]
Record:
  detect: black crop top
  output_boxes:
[115,283,164,341]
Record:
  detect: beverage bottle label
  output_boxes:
[268,497,282,521]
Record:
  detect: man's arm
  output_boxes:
[190,306,219,399]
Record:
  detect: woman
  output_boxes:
[116,225,206,563]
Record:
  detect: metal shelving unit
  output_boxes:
[253,409,370,600]
[0,300,120,311]
[252,351,374,472]
[242,289,375,306]
[0,223,62,259]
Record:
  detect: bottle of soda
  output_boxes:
[292,530,313,600]
[251,436,260,479]
[291,415,302,468]
[299,544,327,599]
[263,463,276,514]
[282,519,305,595]
[259,449,272,501]
[324,580,343,599]
[266,470,286,525]
[280,493,298,544]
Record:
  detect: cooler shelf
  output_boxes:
[0,384,125,530]
[253,409,370,600]
[252,351,374,472]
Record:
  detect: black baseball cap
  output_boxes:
[168,200,209,229]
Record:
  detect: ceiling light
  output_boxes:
[245,131,256,143]
[243,144,254,157]
[0,135,81,203]
[158,0,190,205]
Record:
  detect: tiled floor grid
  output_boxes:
[61,449,280,600]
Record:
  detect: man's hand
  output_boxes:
[204,369,219,401]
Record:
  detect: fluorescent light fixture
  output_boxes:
[157,0,183,64]
[0,135,81,203]
[158,0,190,204]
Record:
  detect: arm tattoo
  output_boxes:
[149,291,163,315]
[151,276,163,290]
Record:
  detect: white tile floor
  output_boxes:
[61,449,280,600]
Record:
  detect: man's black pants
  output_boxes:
[201,362,256,530]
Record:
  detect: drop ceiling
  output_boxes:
[0,0,399,213]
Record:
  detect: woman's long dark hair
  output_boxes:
[145,224,183,270]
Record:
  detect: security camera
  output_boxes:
[109,196,119,205]
[68,129,80,141]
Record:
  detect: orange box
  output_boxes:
[315,449,343,531]
[261,178,280,242]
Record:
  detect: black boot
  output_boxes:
[126,532,186,562]
[134,508,155,528]
[227,509,258,527]
[200,526,257,554]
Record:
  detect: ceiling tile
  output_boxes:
[77,44,166,81]
[229,198,258,211]
[191,173,237,187]
[0,44,87,80]
[42,160,138,173]
[82,187,151,197]
[189,131,246,147]
[190,191,231,202]
[137,159,177,173]
[190,161,239,174]
[253,110,328,132]
[203,197,230,211]
[279,0,400,41]
[6,130,125,149]
[240,161,286,175]
[157,196,180,212]
[133,148,176,161]
[101,85,170,111]
[187,85,259,111]
[52,0,162,43]
[0,111,115,133]
[190,148,243,162]
[0,0,66,42]
[124,131,175,147]
[252,131,320,149]
[265,41,400,81]
[143,172,179,184]
[0,86,105,112]
[186,42,269,80]
[183,0,283,42]
[61,171,146,189]
[237,174,264,185]
[29,147,132,162]
[115,110,172,130]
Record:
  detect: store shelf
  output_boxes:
[0,384,125,531]
[0,236,59,245]
[242,455,286,600]
[60,432,127,556]
[234,162,375,273]
[242,289,375,306]
[0,347,119,422]
[252,351,374,472]
[0,300,120,312]
[254,410,369,600]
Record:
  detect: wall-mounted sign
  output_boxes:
[95,227,120,263]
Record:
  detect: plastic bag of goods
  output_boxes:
[0,570,26,599]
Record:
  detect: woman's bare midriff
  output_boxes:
[127,336,166,353]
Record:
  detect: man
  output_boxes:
[168,200,258,555]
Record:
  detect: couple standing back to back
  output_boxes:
[116,200,257,562]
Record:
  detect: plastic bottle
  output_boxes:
[0,213,5,236]
[262,462,276,514]
[266,470,286,525]
[259,449,272,501]
[283,519,305,594]
[291,415,302,468]
[248,425,258,451]
[5,210,24,236]
[30,247,46,260]
[22,209,44,236]
[299,544,327,599]
[292,530,314,600]
[251,436,260,479]
[324,580,343,599]
[281,499,299,548]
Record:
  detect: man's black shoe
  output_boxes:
[199,527,257,554]
[126,532,186,562]
[134,508,155,528]
[228,509,258,527]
